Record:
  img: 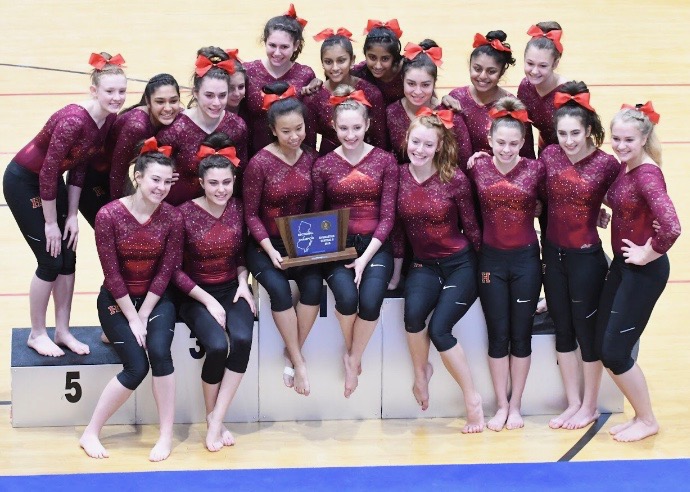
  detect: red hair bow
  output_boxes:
[526,25,563,54]
[197,145,240,167]
[621,101,660,125]
[224,49,241,62]
[554,92,596,112]
[472,33,512,53]
[404,43,443,67]
[416,107,454,129]
[140,137,172,157]
[88,53,126,70]
[488,108,533,124]
[195,55,236,77]
[363,19,403,39]
[313,28,354,42]
[328,90,372,107]
[261,85,297,110]
[284,4,307,28]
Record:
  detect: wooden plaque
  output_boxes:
[274,209,358,267]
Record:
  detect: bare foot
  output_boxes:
[205,414,224,452]
[54,331,90,355]
[221,425,235,446]
[549,404,581,429]
[343,353,359,398]
[462,392,485,434]
[293,364,310,396]
[613,419,659,442]
[149,435,172,462]
[412,363,434,411]
[79,432,109,459]
[563,407,600,430]
[282,348,294,388]
[100,332,110,344]
[27,333,65,357]
[487,406,508,432]
[609,417,637,435]
[506,406,524,430]
[536,298,548,314]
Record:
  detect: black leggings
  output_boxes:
[178,281,255,383]
[404,247,478,352]
[246,237,322,312]
[76,167,110,228]
[322,235,393,321]
[478,244,542,358]
[3,161,76,282]
[97,287,176,390]
[543,241,608,362]
[595,254,669,375]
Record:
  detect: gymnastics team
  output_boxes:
[2,4,680,461]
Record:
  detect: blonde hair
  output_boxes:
[611,108,662,165]
[404,116,457,183]
[332,84,370,122]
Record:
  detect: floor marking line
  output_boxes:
[558,412,611,462]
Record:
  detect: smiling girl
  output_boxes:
[395,109,484,432]
[304,27,387,154]
[4,52,126,357]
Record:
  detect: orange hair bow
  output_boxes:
[195,55,236,77]
[313,28,354,42]
[526,25,563,54]
[554,92,596,112]
[488,107,533,124]
[363,19,403,39]
[621,101,660,125]
[261,85,297,110]
[404,43,443,67]
[416,107,454,129]
[89,53,125,70]
[284,4,307,28]
[328,90,372,107]
[472,33,512,53]
[140,137,172,157]
[197,145,240,166]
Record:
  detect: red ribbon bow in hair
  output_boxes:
[554,92,596,112]
[88,53,126,70]
[363,19,403,39]
[328,90,372,107]
[284,4,307,28]
[488,107,533,124]
[197,145,241,167]
[261,85,297,110]
[195,55,236,77]
[140,137,172,157]
[472,33,512,53]
[621,101,660,125]
[416,107,454,129]
[224,49,241,62]
[313,28,354,42]
[404,43,443,67]
[526,25,563,54]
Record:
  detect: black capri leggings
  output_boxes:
[179,281,255,383]
[3,161,76,282]
[404,247,478,352]
[97,287,176,391]
[543,240,608,362]
[478,244,542,359]
[246,237,322,312]
[322,234,393,322]
[595,254,669,376]
[76,167,110,228]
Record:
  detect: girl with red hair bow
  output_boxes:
[393,111,485,433]
[174,131,255,452]
[157,47,248,206]
[3,52,127,358]
[466,96,545,432]
[351,18,405,105]
[244,4,318,156]
[386,39,472,170]
[595,102,680,442]
[243,81,322,397]
[304,27,388,155]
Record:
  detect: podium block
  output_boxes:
[257,284,382,421]
[380,298,624,418]
[10,327,135,427]
[134,322,259,424]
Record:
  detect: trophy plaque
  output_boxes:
[274,208,357,267]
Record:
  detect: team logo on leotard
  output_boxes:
[30,196,42,209]
[93,186,106,197]
[481,272,491,284]
[107,304,122,315]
